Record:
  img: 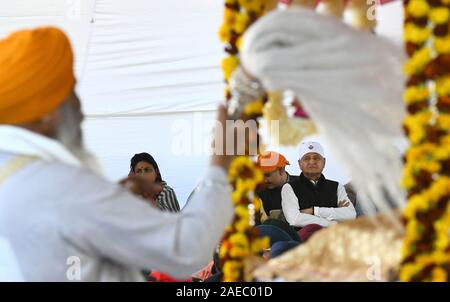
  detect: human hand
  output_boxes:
[338,200,350,208]
[300,207,314,215]
[119,176,163,205]
[210,105,234,171]
[210,104,259,171]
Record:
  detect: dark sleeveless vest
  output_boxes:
[290,173,338,210]
[257,174,298,213]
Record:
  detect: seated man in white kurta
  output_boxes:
[0,27,234,281]
[281,142,356,234]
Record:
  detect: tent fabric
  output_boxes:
[0,0,403,206]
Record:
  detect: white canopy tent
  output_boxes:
[0,0,403,206]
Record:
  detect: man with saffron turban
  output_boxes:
[0,27,235,281]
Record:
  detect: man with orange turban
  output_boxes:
[256,151,295,220]
[255,151,301,242]
[0,27,236,281]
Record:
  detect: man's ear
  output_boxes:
[36,109,62,138]
[18,106,62,139]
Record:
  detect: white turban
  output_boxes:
[240,8,407,216]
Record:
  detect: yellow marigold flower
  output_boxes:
[250,240,263,254]
[400,263,420,281]
[403,85,429,104]
[230,156,253,174]
[236,178,257,192]
[235,205,250,218]
[412,194,430,211]
[223,8,236,24]
[401,173,416,189]
[219,242,229,258]
[235,219,250,233]
[443,0,450,4]
[403,111,432,144]
[404,23,431,44]
[435,36,450,54]
[253,168,264,183]
[410,130,425,145]
[221,55,239,81]
[218,23,232,43]
[407,0,430,18]
[406,219,422,242]
[223,260,242,280]
[260,236,270,249]
[437,114,450,130]
[403,203,416,220]
[431,267,448,282]
[236,36,243,51]
[252,197,262,212]
[434,146,450,161]
[252,236,270,254]
[430,178,450,200]
[435,232,450,251]
[229,245,250,258]
[436,76,450,97]
[401,244,409,259]
[416,254,435,267]
[404,47,432,76]
[441,135,450,146]
[229,232,249,246]
[244,99,264,116]
[231,190,243,204]
[223,276,238,282]
[429,7,450,24]
[229,156,251,179]
[232,12,250,34]
[417,160,441,174]
[405,143,436,163]
[431,251,450,265]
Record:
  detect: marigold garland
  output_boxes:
[218,0,273,282]
[219,156,270,282]
[400,0,450,282]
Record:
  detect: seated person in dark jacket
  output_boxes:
[256,151,300,242]
[282,142,356,233]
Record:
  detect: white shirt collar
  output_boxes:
[309,179,318,185]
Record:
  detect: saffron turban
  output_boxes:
[0,27,75,124]
[257,151,290,172]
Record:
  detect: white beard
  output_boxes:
[56,102,103,176]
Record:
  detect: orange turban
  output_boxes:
[257,151,290,172]
[0,27,75,125]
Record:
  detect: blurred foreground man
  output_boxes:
[0,27,234,281]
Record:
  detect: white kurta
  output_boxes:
[0,126,233,281]
[281,182,356,228]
